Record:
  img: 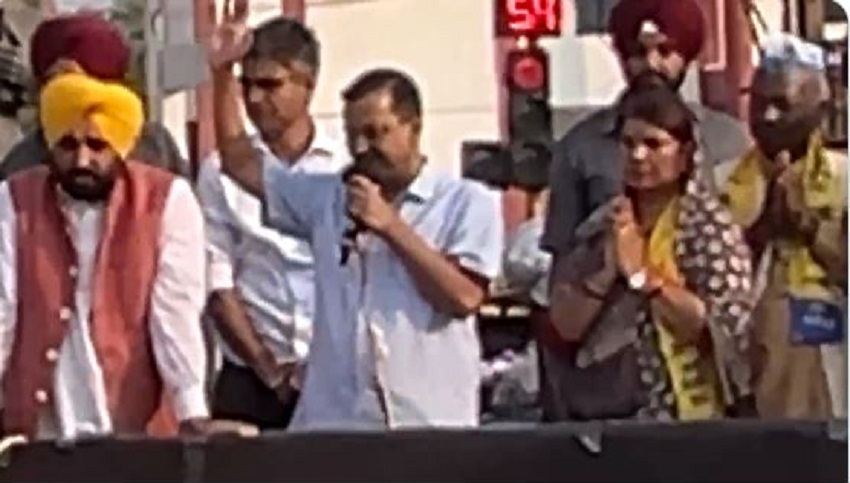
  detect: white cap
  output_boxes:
[760,33,825,72]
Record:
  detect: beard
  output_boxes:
[666,71,687,90]
[750,112,822,160]
[52,167,115,202]
[628,69,686,92]
[349,148,397,188]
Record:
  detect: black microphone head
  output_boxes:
[342,164,370,234]
[342,164,360,183]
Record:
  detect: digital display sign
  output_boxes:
[494,0,562,38]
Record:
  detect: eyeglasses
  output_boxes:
[55,135,110,153]
[239,76,288,92]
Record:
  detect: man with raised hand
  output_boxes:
[207,0,503,429]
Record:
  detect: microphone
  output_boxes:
[340,165,367,265]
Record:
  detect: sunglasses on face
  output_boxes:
[56,135,110,153]
[239,76,288,92]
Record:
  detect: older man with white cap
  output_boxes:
[721,33,847,419]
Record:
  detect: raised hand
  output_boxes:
[207,0,252,70]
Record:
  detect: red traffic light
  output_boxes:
[511,55,545,90]
[508,50,547,91]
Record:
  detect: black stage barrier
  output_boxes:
[0,420,845,482]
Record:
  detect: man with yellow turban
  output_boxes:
[721,34,847,419]
[0,72,255,440]
[0,12,188,181]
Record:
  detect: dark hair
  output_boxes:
[616,79,697,145]
[342,68,422,121]
[245,17,320,74]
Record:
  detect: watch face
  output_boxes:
[628,270,647,290]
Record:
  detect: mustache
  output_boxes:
[348,149,390,178]
[631,70,670,88]
[51,167,115,202]
[66,168,101,181]
[353,148,387,164]
[629,69,685,92]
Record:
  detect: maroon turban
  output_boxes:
[609,0,706,63]
[30,13,130,83]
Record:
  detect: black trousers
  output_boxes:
[212,360,300,430]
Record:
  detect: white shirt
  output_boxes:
[197,132,348,365]
[0,178,209,440]
[261,157,504,429]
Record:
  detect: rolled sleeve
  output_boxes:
[207,251,235,292]
[542,141,583,255]
[171,385,209,421]
[261,153,343,239]
[446,184,504,280]
[150,179,210,421]
[196,160,237,292]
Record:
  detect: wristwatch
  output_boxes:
[627,268,663,298]
[627,268,649,291]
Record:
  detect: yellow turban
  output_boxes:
[39,73,144,159]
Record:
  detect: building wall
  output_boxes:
[0,0,51,158]
[305,0,500,174]
[301,0,741,171]
[172,0,790,171]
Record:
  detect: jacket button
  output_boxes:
[34,390,48,404]
[59,307,72,321]
[45,348,59,362]
[68,266,78,278]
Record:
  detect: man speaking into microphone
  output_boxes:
[208,0,503,429]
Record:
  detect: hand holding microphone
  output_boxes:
[345,173,398,235]
[339,168,398,265]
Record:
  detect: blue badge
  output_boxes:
[789,297,845,345]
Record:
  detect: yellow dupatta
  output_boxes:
[646,199,723,420]
[724,133,843,298]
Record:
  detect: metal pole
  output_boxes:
[144,0,161,123]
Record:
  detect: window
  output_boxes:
[574,0,619,35]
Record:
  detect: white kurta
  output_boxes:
[0,178,210,440]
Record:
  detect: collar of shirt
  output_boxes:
[251,125,341,164]
[600,102,709,137]
[398,162,439,205]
